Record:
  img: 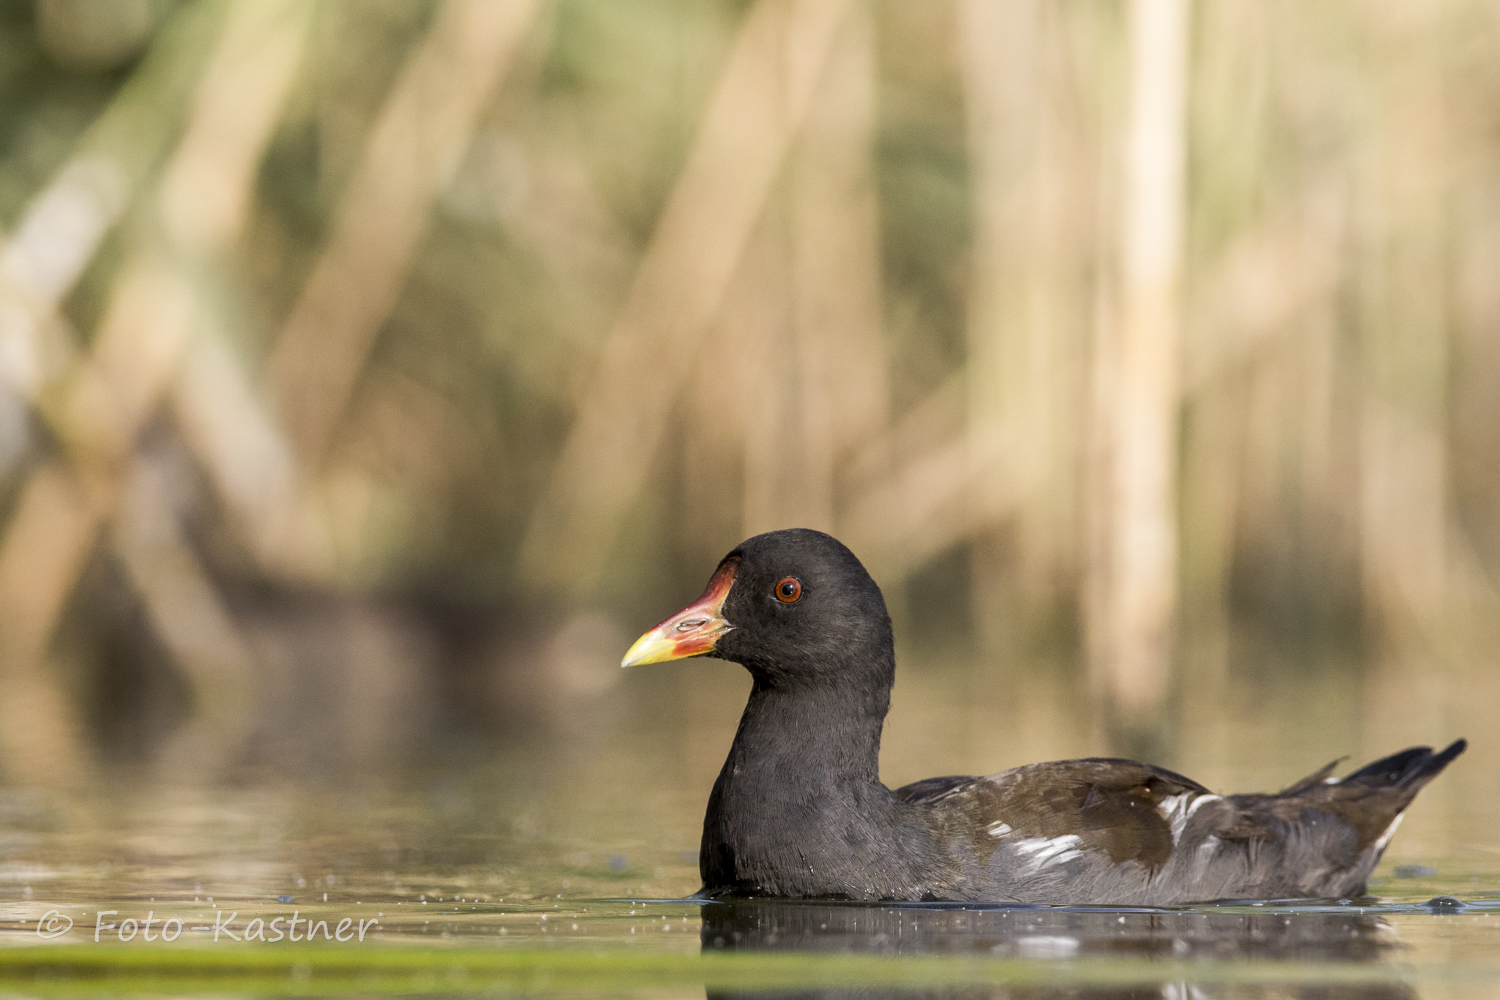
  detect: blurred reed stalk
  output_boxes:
[268,0,538,473]
[2,0,1500,778]
[730,2,887,546]
[0,2,223,780]
[0,0,306,783]
[1085,0,1189,748]
[519,0,855,595]
[958,0,1095,655]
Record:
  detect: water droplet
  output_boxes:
[1425,895,1466,911]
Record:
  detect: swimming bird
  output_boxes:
[621,528,1465,904]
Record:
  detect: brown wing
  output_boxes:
[921,758,1215,871]
[894,775,978,804]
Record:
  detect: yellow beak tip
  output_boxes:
[621,632,674,668]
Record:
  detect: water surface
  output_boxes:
[0,657,1495,997]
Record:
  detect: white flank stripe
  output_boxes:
[1372,813,1404,855]
[1185,794,1221,820]
[1157,793,1223,842]
[1014,835,1083,871]
[987,821,1012,839]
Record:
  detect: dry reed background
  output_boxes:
[0,0,1496,838]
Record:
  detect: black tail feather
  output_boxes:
[1344,739,1467,789]
[1277,757,1347,796]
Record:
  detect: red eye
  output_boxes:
[775,578,802,603]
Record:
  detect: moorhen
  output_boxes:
[621,529,1465,904]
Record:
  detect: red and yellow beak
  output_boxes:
[621,557,739,667]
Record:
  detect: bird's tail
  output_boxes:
[1277,739,1466,799]
[1342,738,1467,794]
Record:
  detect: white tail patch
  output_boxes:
[1014,835,1083,871]
[1156,793,1223,842]
[987,821,1012,839]
[1322,776,1341,785]
[1372,813,1404,855]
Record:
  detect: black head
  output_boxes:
[717,529,894,685]
[621,529,895,692]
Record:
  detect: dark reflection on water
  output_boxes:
[700,900,1414,1000]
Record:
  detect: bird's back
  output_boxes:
[900,740,1466,905]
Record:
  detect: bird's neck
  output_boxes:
[725,675,890,785]
[700,669,908,896]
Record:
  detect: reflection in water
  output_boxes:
[701,900,1414,1000]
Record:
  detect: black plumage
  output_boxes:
[623,528,1465,904]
